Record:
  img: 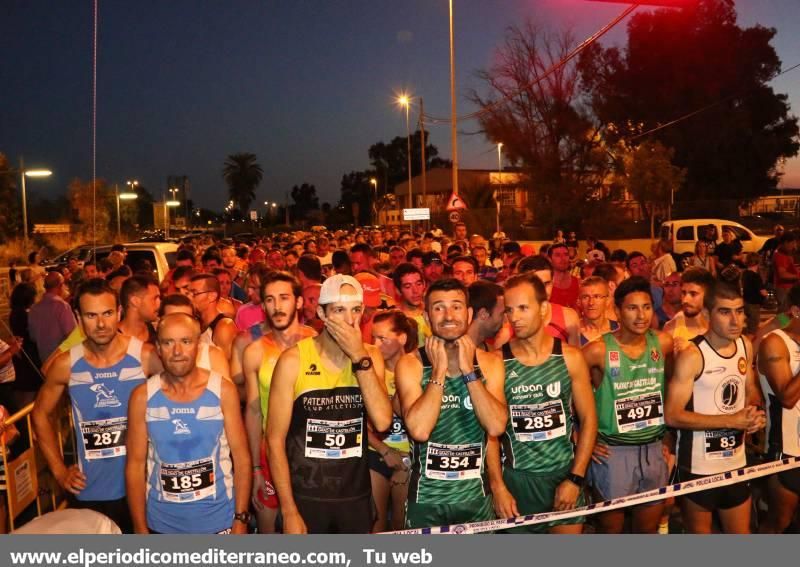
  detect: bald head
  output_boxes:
[44,271,64,291]
[157,313,201,379]
[157,312,201,338]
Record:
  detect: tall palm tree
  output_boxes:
[222,153,263,214]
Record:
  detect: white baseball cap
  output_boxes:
[319,274,364,305]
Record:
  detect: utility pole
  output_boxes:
[449,0,459,196]
[420,97,427,209]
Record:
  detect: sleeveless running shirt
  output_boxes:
[760,329,800,458]
[678,335,748,475]
[408,348,489,505]
[596,330,666,445]
[546,304,570,343]
[501,340,574,473]
[286,337,370,502]
[257,328,316,428]
[377,368,410,453]
[69,337,146,501]
[145,372,234,534]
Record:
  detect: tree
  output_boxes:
[290,183,319,223]
[368,131,451,192]
[0,153,21,242]
[622,141,686,237]
[467,23,613,228]
[222,153,263,214]
[339,171,376,225]
[579,0,799,201]
[68,178,113,242]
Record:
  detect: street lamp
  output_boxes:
[115,183,138,241]
[165,199,180,240]
[369,178,378,225]
[397,94,413,210]
[5,158,53,253]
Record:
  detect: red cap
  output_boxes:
[354,272,381,308]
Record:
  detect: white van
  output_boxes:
[659,219,767,255]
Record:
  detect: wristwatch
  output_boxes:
[352,356,374,373]
[462,371,480,385]
[234,511,252,524]
[565,472,586,488]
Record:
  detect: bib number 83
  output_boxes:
[719,435,736,449]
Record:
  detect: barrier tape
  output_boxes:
[387,456,800,534]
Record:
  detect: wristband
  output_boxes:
[462,371,479,385]
[429,377,445,389]
[565,472,586,488]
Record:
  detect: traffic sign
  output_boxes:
[448,211,461,224]
[446,192,468,211]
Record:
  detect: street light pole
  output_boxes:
[369,178,378,226]
[449,0,459,197]
[20,157,28,253]
[116,184,121,240]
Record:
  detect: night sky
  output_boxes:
[4,1,799,212]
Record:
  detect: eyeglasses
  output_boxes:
[188,290,213,297]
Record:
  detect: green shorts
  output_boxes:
[501,466,585,534]
[405,494,494,532]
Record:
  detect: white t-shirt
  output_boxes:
[0,340,16,384]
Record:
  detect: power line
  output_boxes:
[628,61,800,141]
[423,4,639,125]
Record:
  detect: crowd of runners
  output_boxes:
[1,221,798,534]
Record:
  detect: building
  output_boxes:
[379,167,531,226]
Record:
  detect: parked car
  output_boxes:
[659,219,767,255]
[44,242,178,282]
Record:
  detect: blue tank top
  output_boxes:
[145,372,234,534]
[69,337,146,501]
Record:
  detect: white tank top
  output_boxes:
[759,329,800,457]
[678,335,748,475]
[197,342,211,371]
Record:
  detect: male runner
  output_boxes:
[466,280,506,352]
[393,263,432,347]
[189,274,237,359]
[518,256,580,346]
[267,275,392,534]
[242,271,316,533]
[118,275,161,345]
[488,273,597,533]
[666,281,765,534]
[32,278,163,532]
[577,275,619,345]
[757,291,800,533]
[663,267,714,353]
[126,313,251,534]
[583,276,674,533]
[395,278,507,529]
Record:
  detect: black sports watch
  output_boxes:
[233,511,252,524]
[352,356,374,373]
[565,472,586,488]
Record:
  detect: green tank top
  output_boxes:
[408,348,488,505]
[596,330,666,445]
[501,340,574,473]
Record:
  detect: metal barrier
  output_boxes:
[1,399,75,531]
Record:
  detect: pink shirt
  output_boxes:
[234,302,265,332]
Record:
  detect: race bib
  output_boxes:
[510,400,567,442]
[425,442,482,481]
[159,457,216,503]
[79,417,127,460]
[305,418,363,459]
[387,415,408,444]
[615,392,664,433]
[704,429,743,460]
